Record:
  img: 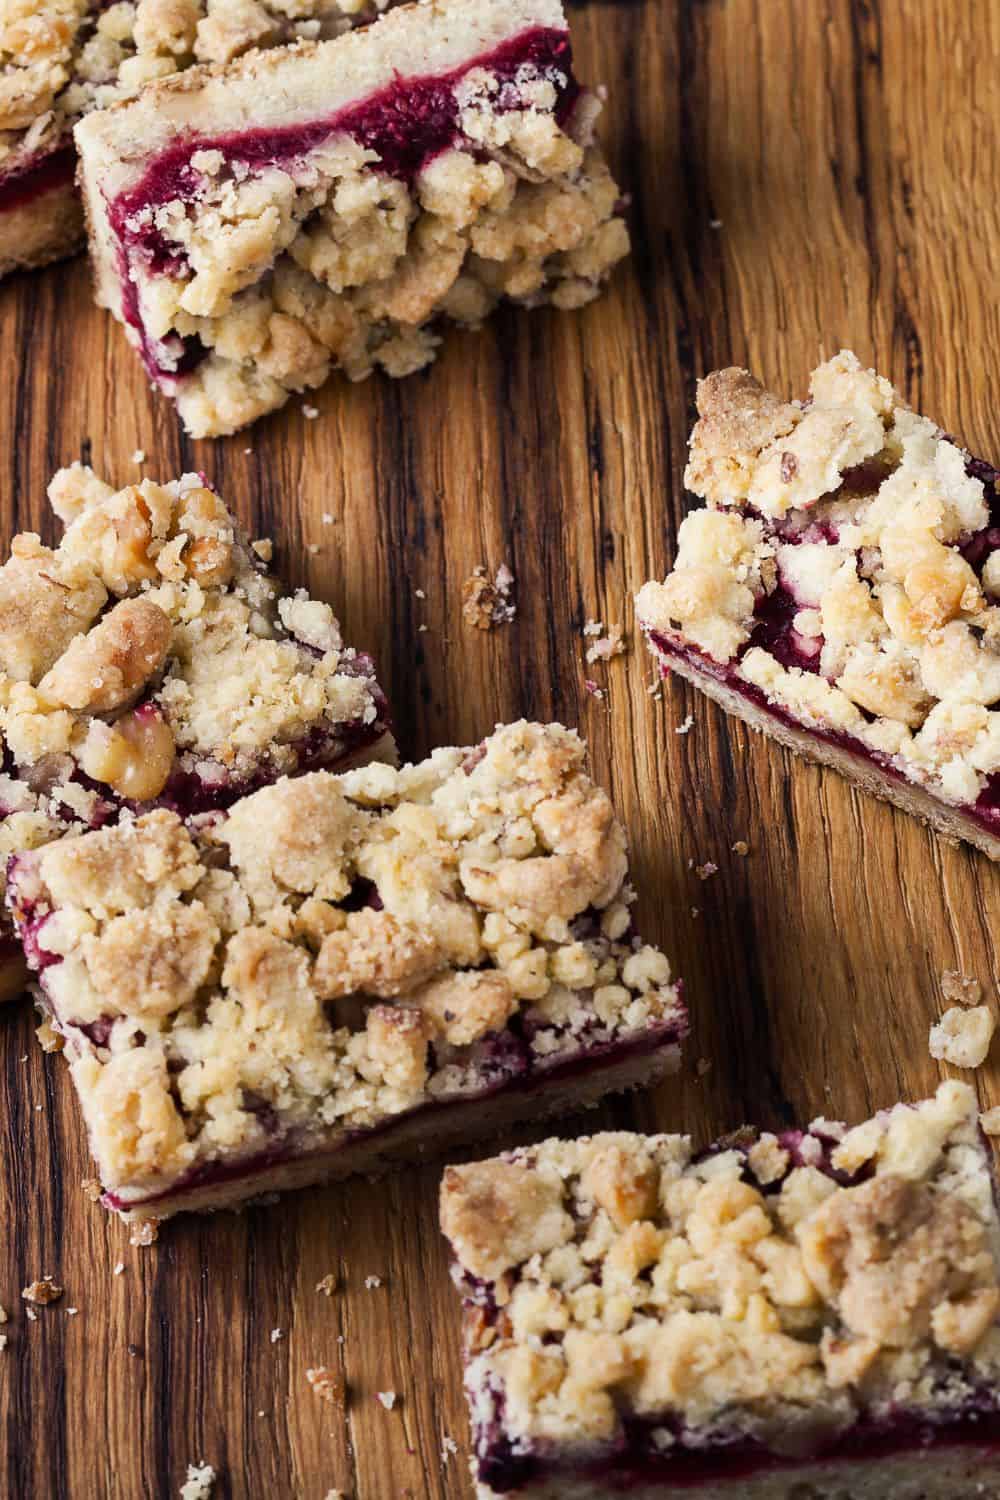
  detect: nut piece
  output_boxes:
[22,1276,63,1305]
[582,1144,659,1230]
[38,598,173,714]
[78,708,176,801]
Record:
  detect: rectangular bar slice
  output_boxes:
[74,0,630,436]
[637,352,1000,860]
[441,1081,1000,1499]
[7,721,685,1224]
[0,461,391,1001]
[0,0,395,278]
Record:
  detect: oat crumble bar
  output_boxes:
[0,0,395,278]
[7,721,685,1222]
[75,0,630,437]
[0,460,391,1000]
[636,351,1000,860]
[442,1081,1000,1499]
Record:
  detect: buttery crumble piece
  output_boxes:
[75,0,630,437]
[306,1366,343,1404]
[637,350,1000,862]
[376,1390,397,1410]
[929,1004,996,1069]
[0,0,399,280]
[0,461,391,1000]
[9,721,685,1223]
[22,1277,62,1305]
[942,969,983,1006]
[442,1082,1000,1499]
[463,565,517,631]
[316,1273,337,1296]
[583,623,626,665]
[732,839,750,855]
[129,1220,159,1247]
[981,1108,1000,1135]
[179,1462,216,1500]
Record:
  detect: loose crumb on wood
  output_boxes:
[131,449,146,465]
[696,1058,712,1077]
[674,714,694,735]
[941,969,983,1007]
[981,1107,1000,1135]
[113,1262,125,1277]
[251,538,273,563]
[302,404,320,419]
[270,1328,285,1344]
[694,861,718,881]
[583,679,605,702]
[22,1277,62,1306]
[315,1274,336,1296]
[306,1367,343,1405]
[130,1220,159,1247]
[583,623,626,665]
[462,564,516,629]
[376,1390,398,1410]
[732,840,750,856]
[180,1463,216,1500]
[82,1177,101,1201]
[24,1308,37,1322]
[441,1436,459,1464]
[929,1005,996,1068]
[364,1275,382,1290]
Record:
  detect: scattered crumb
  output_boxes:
[709,217,723,229]
[694,862,718,881]
[270,1328,285,1344]
[131,449,146,464]
[696,1058,712,1077]
[66,1307,79,1317]
[180,1462,216,1500]
[321,512,334,525]
[583,679,605,702]
[315,1274,336,1297]
[130,1220,159,1247]
[690,907,700,918]
[307,543,320,555]
[364,1276,382,1290]
[36,1018,63,1053]
[929,1005,996,1069]
[0,1307,7,1325]
[306,1367,343,1405]
[243,447,252,455]
[582,619,603,637]
[462,563,516,629]
[584,623,626,665]
[81,1178,101,1202]
[418,623,428,633]
[646,682,663,702]
[731,840,750,856]
[34,1104,42,1112]
[323,1491,347,1500]
[981,1107,1000,1135]
[302,404,320,419]
[441,1436,458,1464]
[127,1343,142,1358]
[941,970,983,1007]
[376,1391,397,1410]
[414,588,426,600]
[0,1335,7,1352]
[22,1277,62,1306]
[24,1309,37,1323]
[113,1262,125,1277]
[674,715,694,735]
[251,538,273,563]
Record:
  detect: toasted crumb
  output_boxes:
[82,1178,102,1202]
[462,564,516,629]
[0,1307,6,1325]
[22,1277,62,1306]
[129,1220,159,1247]
[270,1328,285,1344]
[321,512,334,525]
[942,970,983,1007]
[414,588,426,600]
[180,1462,216,1500]
[376,1390,397,1410]
[675,715,694,735]
[583,619,603,637]
[981,1107,1000,1135]
[315,1274,337,1297]
[36,1018,64,1053]
[732,840,750,856]
[251,538,273,563]
[306,1366,343,1404]
[694,861,718,880]
[584,624,626,665]
[930,1005,996,1069]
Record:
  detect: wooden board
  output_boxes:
[2,0,1000,1494]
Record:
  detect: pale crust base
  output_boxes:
[475,1446,1000,1499]
[656,645,1000,862]
[0,180,83,279]
[117,1040,681,1222]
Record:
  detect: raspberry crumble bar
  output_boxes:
[637,352,1000,860]
[0,460,391,1000]
[442,1081,1000,1499]
[75,0,630,437]
[6,721,685,1223]
[0,0,394,279]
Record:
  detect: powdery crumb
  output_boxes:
[929,1005,996,1069]
[130,1220,159,1247]
[675,715,694,735]
[441,1435,459,1464]
[24,1308,37,1323]
[942,970,983,1007]
[415,588,426,600]
[180,1462,216,1500]
[22,1277,63,1306]
[270,1328,285,1344]
[315,1274,336,1297]
[980,1107,1000,1135]
[584,624,626,665]
[307,543,320,556]
[364,1276,382,1290]
[321,512,334,525]
[306,1366,343,1404]
[81,1178,101,1202]
[376,1391,397,1410]
[462,564,516,629]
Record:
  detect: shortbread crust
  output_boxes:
[442,1082,1000,1498]
[7,722,685,1222]
[637,352,1000,859]
[75,0,630,436]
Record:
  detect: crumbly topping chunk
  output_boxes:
[638,351,1000,808]
[13,723,681,1195]
[929,1004,996,1069]
[443,1083,1000,1453]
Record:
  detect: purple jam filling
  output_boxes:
[0,141,76,214]
[104,25,579,380]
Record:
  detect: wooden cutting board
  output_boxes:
[2,0,999,1495]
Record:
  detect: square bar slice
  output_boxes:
[0,461,391,1000]
[637,351,1000,860]
[0,0,395,278]
[7,721,685,1223]
[75,0,630,437]
[442,1081,1000,1499]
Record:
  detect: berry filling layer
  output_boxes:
[0,142,77,215]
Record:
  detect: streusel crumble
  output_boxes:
[0,0,395,278]
[0,461,391,999]
[637,351,1000,860]
[7,721,685,1222]
[75,0,630,436]
[442,1081,1000,1499]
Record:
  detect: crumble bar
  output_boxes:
[7,721,685,1222]
[0,460,391,1000]
[442,1081,1000,1499]
[75,0,630,436]
[637,351,1000,860]
[0,0,394,278]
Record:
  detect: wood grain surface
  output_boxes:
[2,1,1000,1495]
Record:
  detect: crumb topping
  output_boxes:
[442,1083,1000,1453]
[0,462,384,912]
[11,722,681,1198]
[929,1004,996,1069]
[637,351,1000,809]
